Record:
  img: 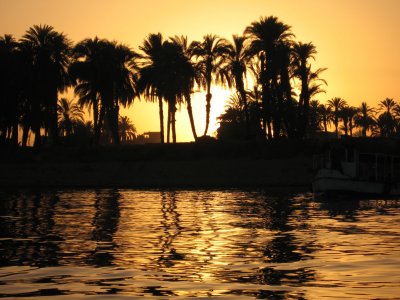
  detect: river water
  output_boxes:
[0,189,399,299]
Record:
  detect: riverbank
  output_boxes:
[0,141,318,189]
[2,138,397,189]
[0,156,314,189]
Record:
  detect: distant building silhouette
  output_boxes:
[135,132,161,144]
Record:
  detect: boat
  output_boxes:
[312,146,400,196]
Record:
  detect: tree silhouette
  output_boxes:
[245,16,294,139]
[138,33,166,143]
[20,25,71,146]
[118,115,136,143]
[69,37,105,145]
[354,102,375,137]
[191,34,231,136]
[327,97,347,138]
[57,97,84,137]
[225,35,251,132]
[170,35,198,141]
[0,34,22,146]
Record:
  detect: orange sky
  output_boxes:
[1,0,399,141]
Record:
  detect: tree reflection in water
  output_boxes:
[87,189,121,266]
[0,192,61,266]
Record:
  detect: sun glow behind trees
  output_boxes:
[1,0,399,142]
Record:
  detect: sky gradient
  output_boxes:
[1,0,399,141]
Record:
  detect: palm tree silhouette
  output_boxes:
[292,42,327,137]
[354,102,375,137]
[20,25,71,146]
[244,16,294,139]
[318,103,332,133]
[118,115,136,143]
[191,34,231,136]
[138,33,166,143]
[376,98,397,137]
[225,35,251,131]
[0,34,22,146]
[327,97,347,138]
[57,97,84,137]
[170,35,198,141]
[73,39,138,145]
[69,37,105,145]
[340,105,358,137]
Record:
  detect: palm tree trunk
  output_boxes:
[158,96,164,143]
[12,121,18,147]
[167,104,171,143]
[93,96,100,146]
[171,101,177,143]
[203,92,212,136]
[185,94,197,141]
[22,124,29,147]
[97,106,105,145]
[33,126,41,147]
[111,104,120,145]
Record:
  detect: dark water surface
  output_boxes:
[0,189,399,299]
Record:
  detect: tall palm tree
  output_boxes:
[170,35,198,141]
[292,42,327,137]
[138,33,166,143]
[318,103,332,134]
[100,41,139,145]
[244,16,294,139]
[191,34,231,136]
[69,37,105,145]
[118,116,136,143]
[57,97,84,137]
[378,98,396,116]
[20,24,71,146]
[225,35,251,129]
[376,98,397,137]
[340,106,358,137]
[354,102,375,137]
[0,34,21,146]
[327,97,347,138]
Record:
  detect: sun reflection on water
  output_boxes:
[0,190,400,299]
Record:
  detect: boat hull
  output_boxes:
[313,169,400,196]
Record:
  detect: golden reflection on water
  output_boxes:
[0,190,400,299]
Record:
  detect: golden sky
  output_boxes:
[1,0,399,141]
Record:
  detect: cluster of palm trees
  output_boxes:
[308,97,400,138]
[1,17,392,148]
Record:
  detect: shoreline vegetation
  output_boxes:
[1,16,399,190]
[2,16,398,150]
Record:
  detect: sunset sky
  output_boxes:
[1,0,399,141]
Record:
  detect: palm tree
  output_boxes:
[327,97,347,138]
[376,98,397,137]
[340,106,358,137]
[225,35,251,130]
[101,41,139,145]
[20,24,71,146]
[170,35,198,141]
[244,16,294,139]
[292,42,327,137]
[0,34,21,146]
[138,33,166,143]
[354,102,375,137]
[57,97,84,137]
[118,116,136,143]
[191,34,231,136]
[69,37,105,145]
[379,98,396,115]
[318,103,332,133]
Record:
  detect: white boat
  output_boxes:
[312,147,400,196]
